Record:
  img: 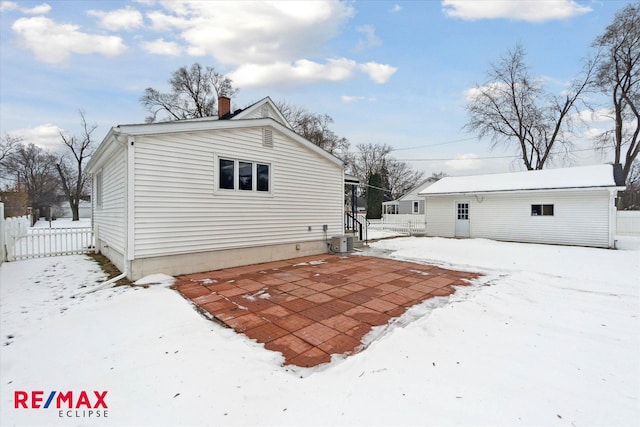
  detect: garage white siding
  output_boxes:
[472,190,611,247]
[93,147,126,254]
[426,190,613,247]
[132,127,344,258]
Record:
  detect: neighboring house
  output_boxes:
[86,96,346,280]
[383,179,435,216]
[55,200,92,219]
[420,164,625,248]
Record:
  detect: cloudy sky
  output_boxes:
[0,0,633,177]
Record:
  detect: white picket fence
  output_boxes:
[2,215,95,261]
[379,215,427,235]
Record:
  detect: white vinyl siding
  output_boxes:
[426,190,613,247]
[93,148,126,253]
[132,127,343,258]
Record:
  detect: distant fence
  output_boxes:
[379,214,426,235]
[617,211,640,236]
[2,215,95,261]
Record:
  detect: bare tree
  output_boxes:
[276,100,350,156]
[385,159,425,200]
[56,111,96,221]
[426,171,448,182]
[141,63,238,123]
[2,142,59,213]
[0,133,19,163]
[1,134,21,186]
[465,44,595,170]
[349,143,424,201]
[592,2,640,184]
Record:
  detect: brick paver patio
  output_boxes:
[174,254,479,367]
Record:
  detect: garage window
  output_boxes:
[531,204,554,216]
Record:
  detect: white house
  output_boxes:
[55,200,92,219]
[420,164,626,248]
[383,179,435,217]
[86,97,346,280]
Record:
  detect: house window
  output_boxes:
[412,201,419,214]
[217,157,271,193]
[257,164,269,192]
[219,158,235,189]
[531,204,554,216]
[95,172,103,207]
[239,161,252,191]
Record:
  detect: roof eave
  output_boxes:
[421,185,626,197]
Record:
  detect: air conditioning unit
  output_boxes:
[331,235,354,253]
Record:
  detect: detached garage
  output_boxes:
[420,164,626,248]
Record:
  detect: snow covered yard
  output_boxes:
[1,237,638,426]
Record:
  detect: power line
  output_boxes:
[390,137,478,151]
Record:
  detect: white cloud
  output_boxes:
[0,1,51,14]
[11,16,127,64]
[442,0,592,22]
[390,4,402,13]
[358,62,398,83]
[575,108,612,123]
[230,58,357,88]
[356,25,381,50]
[87,6,144,31]
[445,153,483,171]
[8,124,64,150]
[464,81,513,101]
[146,1,354,64]
[141,38,182,56]
[342,95,377,103]
[230,58,397,88]
[141,1,397,87]
[22,3,51,15]
[0,1,18,12]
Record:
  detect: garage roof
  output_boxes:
[420,164,625,195]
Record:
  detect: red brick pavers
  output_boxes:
[174,254,479,368]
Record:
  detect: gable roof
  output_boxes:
[398,179,435,201]
[420,164,625,196]
[230,96,291,128]
[87,97,342,173]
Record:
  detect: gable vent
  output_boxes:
[261,104,269,118]
[262,128,273,147]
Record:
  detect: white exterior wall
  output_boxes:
[93,147,127,269]
[0,202,4,264]
[426,189,615,248]
[132,126,344,260]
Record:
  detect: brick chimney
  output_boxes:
[218,96,231,119]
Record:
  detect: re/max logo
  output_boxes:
[14,391,108,409]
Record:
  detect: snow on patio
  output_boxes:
[1,237,638,426]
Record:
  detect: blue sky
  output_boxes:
[0,0,634,177]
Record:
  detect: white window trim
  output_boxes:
[214,153,272,195]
